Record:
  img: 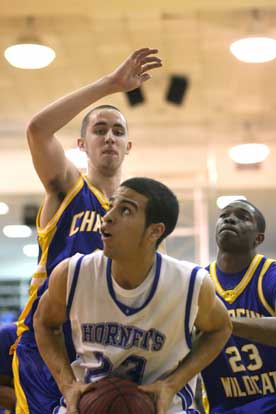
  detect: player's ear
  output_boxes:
[125,141,132,154]
[77,137,87,152]
[255,232,264,246]
[148,223,165,244]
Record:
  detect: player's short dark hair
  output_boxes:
[236,199,266,233]
[120,177,179,247]
[80,105,127,138]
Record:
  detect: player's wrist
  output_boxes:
[102,74,125,94]
[161,376,180,396]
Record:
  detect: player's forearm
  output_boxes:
[232,316,276,346]
[164,327,231,392]
[34,322,76,394]
[27,75,118,138]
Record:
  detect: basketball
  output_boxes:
[79,376,155,414]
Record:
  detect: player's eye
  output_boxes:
[95,128,107,135]
[113,129,125,137]
[121,207,131,216]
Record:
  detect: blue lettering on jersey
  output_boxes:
[81,322,166,351]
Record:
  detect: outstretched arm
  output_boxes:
[232,317,276,346]
[27,48,162,195]
[140,275,232,414]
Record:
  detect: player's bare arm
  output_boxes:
[140,275,232,414]
[34,259,73,389]
[26,48,162,196]
[232,316,276,346]
[34,259,95,414]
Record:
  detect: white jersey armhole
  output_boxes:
[189,268,208,332]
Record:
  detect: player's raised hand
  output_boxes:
[108,48,162,93]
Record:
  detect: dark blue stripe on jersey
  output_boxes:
[66,255,85,319]
[177,384,197,412]
[106,252,162,316]
[184,266,200,349]
[177,389,187,410]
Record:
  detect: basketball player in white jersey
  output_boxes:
[34,177,232,414]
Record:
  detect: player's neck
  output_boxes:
[216,250,256,274]
[87,166,122,199]
[111,251,156,290]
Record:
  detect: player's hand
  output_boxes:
[63,382,96,414]
[139,380,175,414]
[108,48,162,93]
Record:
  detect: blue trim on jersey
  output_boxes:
[106,252,162,316]
[184,266,200,349]
[177,384,194,410]
[66,255,85,319]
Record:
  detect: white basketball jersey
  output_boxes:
[66,251,207,414]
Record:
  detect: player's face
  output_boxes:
[80,109,131,175]
[101,186,151,259]
[216,202,261,253]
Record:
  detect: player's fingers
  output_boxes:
[139,56,162,65]
[138,384,156,393]
[138,73,151,83]
[140,62,163,74]
[83,383,97,392]
[134,48,159,62]
[131,48,152,59]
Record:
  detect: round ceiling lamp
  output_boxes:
[229,143,270,164]
[230,37,276,63]
[4,42,56,69]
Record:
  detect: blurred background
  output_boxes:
[0,0,276,320]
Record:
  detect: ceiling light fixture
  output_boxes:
[3,225,32,238]
[230,37,276,63]
[0,202,9,215]
[5,42,56,69]
[4,16,56,70]
[229,143,270,164]
[23,244,39,258]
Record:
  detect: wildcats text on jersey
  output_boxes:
[228,308,262,318]
[81,322,166,351]
[221,371,276,398]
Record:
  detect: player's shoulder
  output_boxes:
[160,253,208,279]
[262,256,276,277]
[77,249,105,264]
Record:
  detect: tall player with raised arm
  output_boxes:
[10,48,162,414]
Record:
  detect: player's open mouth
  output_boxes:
[101,229,112,238]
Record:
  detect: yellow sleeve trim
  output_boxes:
[258,258,276,316]
[13,351,30,414]
[37,175,84,235]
